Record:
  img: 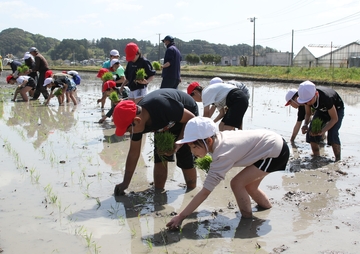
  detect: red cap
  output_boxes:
[97,68,109,78]
[187,82,200,95]
[102,80,116,92]
[113,100,137,136]
[62,71,67,74]
[6,75,13,83]
[45,70,53,79]
[125,43,139,62]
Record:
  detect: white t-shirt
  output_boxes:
[16,75,30,84]
[202,83,236,109]
[204,129,284,191]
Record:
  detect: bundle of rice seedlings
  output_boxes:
[311,118,323,134]
[154,131,176,161]
[53,89,63,97]
[195,155,212,173]
[152,61,161,71]
[17,64,29,74]
[109,91,120,103]
[102,72,114,82]
[136,68,147,80]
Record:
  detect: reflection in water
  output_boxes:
[6,102,77,149]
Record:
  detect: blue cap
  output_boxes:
[161,35,174,42]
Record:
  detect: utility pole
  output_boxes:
[156,33,161,62]
[249,17,256,66]
[291,29,294,66]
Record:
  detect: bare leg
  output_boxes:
[69,91,77,105]
[310,142,320,157]
[20,87,32,101]
[332,144,341,161]
[230,165,269,218]
[181,167,197,190]
[153,162,168,190]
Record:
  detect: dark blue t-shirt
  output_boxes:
[162,43,182,80]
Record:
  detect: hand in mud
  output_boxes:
[166,215,183,231]
[98,118,105,124]
[114,183,127,196]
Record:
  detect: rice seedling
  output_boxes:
[154,131,176,162]
[152,61,161,71]
[101,72,114,82]
[50,194,58,204]
[34,173,41,184]
[145,237,153,251]
[135,68,147,80]
[109,91,120,103]
[95,197,101,210]
[194,155,212,173]
[311,118,323,135]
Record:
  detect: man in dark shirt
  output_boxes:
[160,35,182,89]
[29,47,49,100]
[298,80,344,161]
[113,89,199,195]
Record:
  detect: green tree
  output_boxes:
[185,53,200,65]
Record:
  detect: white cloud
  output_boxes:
[176,1,189,7]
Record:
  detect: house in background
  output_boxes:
[221,52,293,66]
[293,41,360,68]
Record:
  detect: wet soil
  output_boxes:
[0,72,360,254]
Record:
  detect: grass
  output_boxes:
[51,64,360,85]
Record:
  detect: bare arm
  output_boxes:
[301,105,312,134]
[213,107,226,123]
[291,121,302,142]
[114,139,142,195]
[166,187,211,229]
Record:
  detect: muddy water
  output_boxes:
[0,72,360,254]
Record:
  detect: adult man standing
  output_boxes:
[160,35,182,89]
[29,47,49,100]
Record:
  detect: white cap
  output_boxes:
[297,80,316,104]
[43,77,53,86]
[67,70,78,75]
[285,88,298,106]
[110,49,120,57]
[24,52,32,60]
[209,77,223,85]
[176,117,218,144]
[110,59,120,67]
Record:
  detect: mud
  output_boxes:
[0,72,360,254]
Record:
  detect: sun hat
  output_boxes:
[96,68,109,78]
[209,77,223,85]
[125,43,139,62]
[113,100,137,136]
[176,117,218,144]
[29,47,37,52]
[161,35,174,42]
[110,49,120,57]
[43,77,53,86]
[187,82,200,95]
[6,74,14,83]
[285,88,298,106]
[110,59,120,67]
[102,80,116,92]
[297,80,316,104]
[45,70,53,79]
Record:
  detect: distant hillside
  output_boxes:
[0,28,59,57]
[0,28,279,62]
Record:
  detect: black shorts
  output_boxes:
[222,88,249,128]
[253,139,289,173]
[154,122,194,169]
[25,78,36,89]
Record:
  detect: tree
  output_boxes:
[185,53,200,65]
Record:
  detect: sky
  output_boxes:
[1,0,360,55]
